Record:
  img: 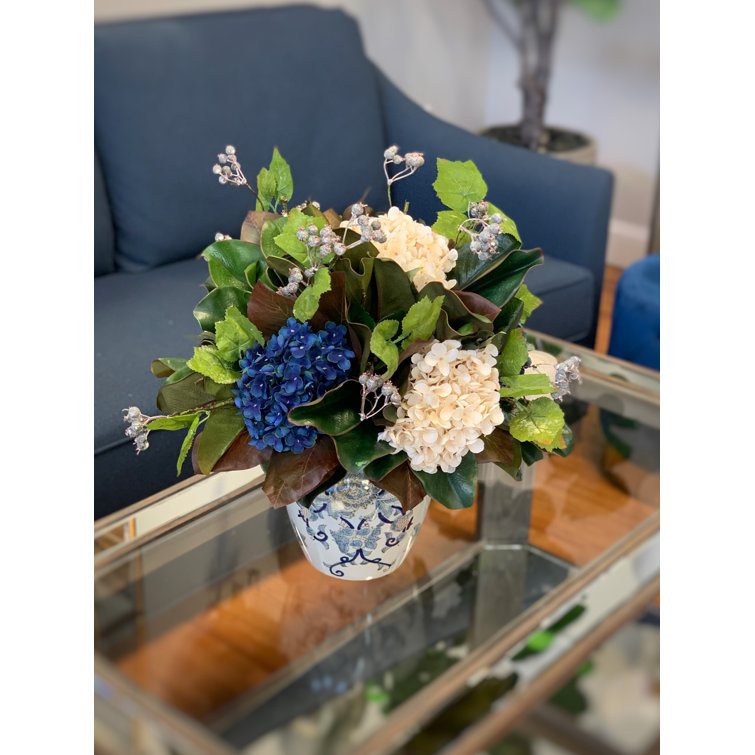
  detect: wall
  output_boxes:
[95,0,659,267]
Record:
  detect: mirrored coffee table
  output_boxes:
[94,331,660,755]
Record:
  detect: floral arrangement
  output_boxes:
[124,145,580,511]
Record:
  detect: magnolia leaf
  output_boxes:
[370,319,400,377]
[156,372,215,415]
[269,147,294,203]
[515,283,542,323]
[552,424,575,457]
[288,380,362,436]
[240,210,279,245]
[298,466,348,508]
[499,328,529,376]
[246,279,296,339]
[215,306,264,362]
[187,345,241,384]
[332,423,394,473]
[177,413,203,475]
[467,248,544,307]
[201,240,266,290]
[400,296,444,345]
[373,258,416,320]
[521,442,544,465]
[509,397,565,448]
[451,234,521,291]
[476,428,519,469]
[260,216,289,258]
[293,267,331,322]
[195,407,245,475]
[364,450,407,481]
[262,436,341,508]
[499,373,554,399]
[211,432,271,473]
[193,285,249,333]
[493,297,525,334]
[414,451,478,509]
[371,460,427,512]
[150,357,187,379]
[433,159,487,213]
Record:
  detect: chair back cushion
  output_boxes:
[95,5,387,271]
[94,149,115,276]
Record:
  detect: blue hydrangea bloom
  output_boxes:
[234,318,355,454]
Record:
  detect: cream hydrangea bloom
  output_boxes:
[371,207,458,290]
[522,350,558,401]
[379,340,504,474]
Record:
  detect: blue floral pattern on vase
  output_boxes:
[286,474,430,581]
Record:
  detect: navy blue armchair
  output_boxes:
[94,4,613,519]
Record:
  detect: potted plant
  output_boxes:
[123,145,581,580]
[481,0,620,163]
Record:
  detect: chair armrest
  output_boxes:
[374,67,613,345]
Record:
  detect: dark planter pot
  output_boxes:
[481,124,597,166]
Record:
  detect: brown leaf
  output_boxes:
[476,428,517,466]
[212,432,272,473]
[310,271,347,330]
[323,208,342,228]
[453,289,501,323]
[240,210,280,244]
[246,279,295,339]
[262,436,341,508]
[372,460,428,512]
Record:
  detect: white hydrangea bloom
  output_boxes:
[522,350,558,401]
[379,340,504,474]
[371,207,458,290]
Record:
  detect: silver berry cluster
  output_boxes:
[214,232,232,242]
[123,406,151,454]
[212,145,249,187]
[461,201,507,261]
[278,267,304,296]
[552,356,582,401]
[343,203,387,245]
[359,372,401,420]
[296,223,347,259]
[383,146,424,203]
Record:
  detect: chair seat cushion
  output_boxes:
[523,256,595,343]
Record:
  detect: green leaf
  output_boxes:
[499,373,554,399]
[400,296,444,345]
[187,345,241,384]
[177,414,202,475]
[260,216,289,258]
[269,147,294,203]
[514,283,542,323]
[364,451,407,481]
[414,451,478,509]
[201,240,266,290]
[195,407,245,475]
[499,328,529,376]
[293,267,331,322]
[215,306,264,362]
[467,248,544,307]
[371,460,428,511]
[146,414,200,431]
[431,209,467,242]
[450,234,521,291]
[332,423,394,473]
[370,319,400,377]
[373,258,417,320]
[288,380,362,436]
[193,286,249,333]
[163,366,193,385]
[433,158,488,213]
[150,357,187,379]
[488,202,521,244]
[256,167,277,211]
[244,261,260,289]
[509,397,565,448]
[274,208,325,263]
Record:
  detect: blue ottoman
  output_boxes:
[608,255,660,370]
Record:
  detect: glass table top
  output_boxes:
[94,331,660,755]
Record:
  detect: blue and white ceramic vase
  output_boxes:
[286,473,430,580]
